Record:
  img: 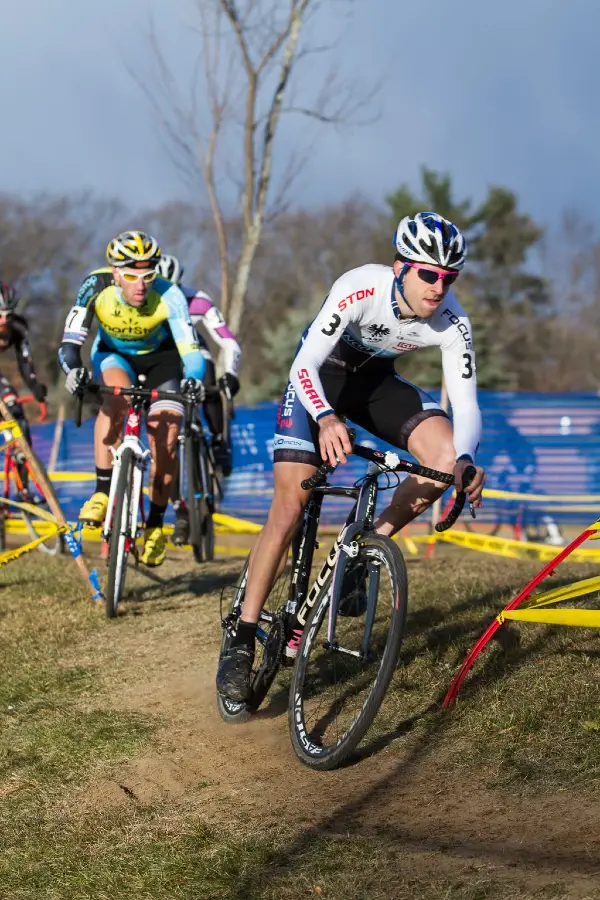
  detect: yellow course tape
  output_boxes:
[399,534,419,556]
[520,575,600,610]
[214,513,262,534]
[23,474,600,504]
[0,472,95,482]
[4,459,600,505]
[0,496,60,521]
[0,525,65,566]
[497,572,600,629]
[0,506,262,539]
[502,608,600,628]
[413,529,600,563]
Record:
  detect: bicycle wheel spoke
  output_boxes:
[290,534,407,769]
[304,558,383,738]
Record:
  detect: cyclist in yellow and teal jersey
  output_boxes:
[58,230,206,566]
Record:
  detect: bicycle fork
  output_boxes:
[103,447,151,553]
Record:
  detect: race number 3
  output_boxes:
[321,314,341,337]
[461,352,473,379]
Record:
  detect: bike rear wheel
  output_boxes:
[187,435,214,563]
[105,448,135,618]
[289,533,408,770]
[217,555,292,724]
[201,461,216,562]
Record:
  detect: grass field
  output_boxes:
[2,544,600,898]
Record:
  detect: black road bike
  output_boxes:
[217,436,475,769]
[174,381,224,563]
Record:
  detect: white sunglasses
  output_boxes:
[118,268,157,284]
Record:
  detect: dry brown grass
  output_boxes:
[2,546,600,898]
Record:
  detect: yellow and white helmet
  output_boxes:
[106,230,161,267]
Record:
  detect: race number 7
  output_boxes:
[65,306,87,332]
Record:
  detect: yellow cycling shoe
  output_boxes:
[79,492,109,527]
[140,527,166,567]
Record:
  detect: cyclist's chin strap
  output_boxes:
[394,264,417,316]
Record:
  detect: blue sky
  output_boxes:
[2,0,599,229]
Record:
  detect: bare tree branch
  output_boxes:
[227,0,311,332]
[127,0,379,349]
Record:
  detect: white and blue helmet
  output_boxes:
[394,212,467,270]
[156,253,184,284]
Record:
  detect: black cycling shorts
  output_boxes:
[273,363,447,466]
[92,342,183,414]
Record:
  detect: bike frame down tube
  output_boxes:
[293,472,379,630]
[102,403,149,548]
[293,482,365,630]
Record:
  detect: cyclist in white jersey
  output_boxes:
[217,212,486,702]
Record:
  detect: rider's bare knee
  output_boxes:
[102,396,127,422]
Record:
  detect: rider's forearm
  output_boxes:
[58,342,83,375]
[179,348,206,381]
[441,343,481,460]
[17,357,39,389]
[451,402,481,461]
[289,359,333,423]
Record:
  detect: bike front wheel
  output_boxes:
[289,533,408,770]
[105,448,135,618]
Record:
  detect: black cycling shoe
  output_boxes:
[216,645,254,702]
[338,562,368,617]
[172,508,189,546]
[212,436,232,478]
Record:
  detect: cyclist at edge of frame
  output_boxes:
[216,211,486,702]
[155,253,242,546]
[0,281,48,501]
[57,230,206,567]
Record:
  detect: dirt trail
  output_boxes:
[75,553,600,898]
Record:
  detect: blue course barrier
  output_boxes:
[29,392,600,527]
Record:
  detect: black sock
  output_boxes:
[147,502,167,529]
[231,619,257,651]
[95,467,112,496]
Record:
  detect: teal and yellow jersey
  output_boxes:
[58,268,205,378]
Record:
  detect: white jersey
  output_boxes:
[290,264,481,460]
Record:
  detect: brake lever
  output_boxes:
[461,464,478,519]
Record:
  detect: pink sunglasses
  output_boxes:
[404,261,459,286]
